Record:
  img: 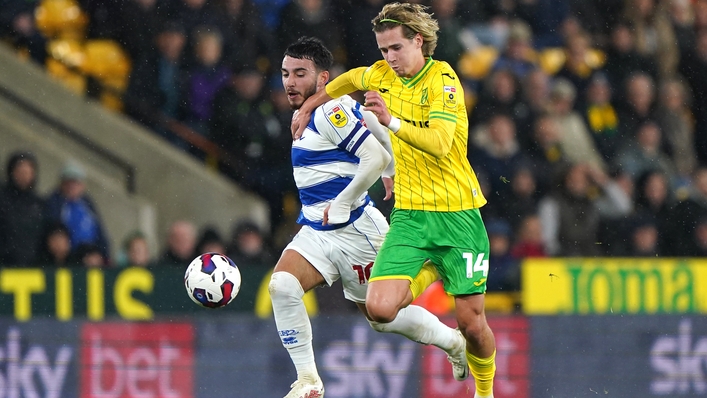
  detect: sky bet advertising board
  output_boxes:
[0,315,528,398]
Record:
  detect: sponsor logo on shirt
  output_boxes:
[327,106,348,128]
[443,86,457,107]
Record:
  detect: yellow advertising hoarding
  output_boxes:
[521,258,707,314]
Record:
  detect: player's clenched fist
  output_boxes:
[363,91,392,127]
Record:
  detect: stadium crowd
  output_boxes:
[2,0,707,294]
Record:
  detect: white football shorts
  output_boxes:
[285,204,389,303]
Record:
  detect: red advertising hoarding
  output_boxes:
[80,323,194,398]
[421,316,529,398]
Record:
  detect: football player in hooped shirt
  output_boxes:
[270,36,468,398]
[291,3,498,398]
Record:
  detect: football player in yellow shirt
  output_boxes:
[292,3,496,397]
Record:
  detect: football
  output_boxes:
[184,253,241,308]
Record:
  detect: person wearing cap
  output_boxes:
[290,3,497,396]
[0,151,45,266]
[44,161,110,261]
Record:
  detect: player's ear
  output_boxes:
[317,70,330,90]
[415,33,423,50]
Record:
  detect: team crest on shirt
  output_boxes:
[326,106,348,128]
[443,86,457,107]
[420,88,428,104]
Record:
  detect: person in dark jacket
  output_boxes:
[44,161,110,261]
[0,151,45,266]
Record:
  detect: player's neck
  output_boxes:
[404,56,429,78]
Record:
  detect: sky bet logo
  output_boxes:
[0,327,72,398]
[651,319,707,395]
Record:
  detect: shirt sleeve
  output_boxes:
[325,67,369,98]
[314,99,371,154]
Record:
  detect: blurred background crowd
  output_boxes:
[2,0,707,295]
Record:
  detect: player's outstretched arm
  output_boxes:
[324,136,391,225]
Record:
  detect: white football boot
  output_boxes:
[447,329,470,381]
[284,376,325,398]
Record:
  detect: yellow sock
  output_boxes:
[467,349,496,397]
[410,260,440,300]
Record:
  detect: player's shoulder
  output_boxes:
[429,59,461,82]
[314,95,360,130]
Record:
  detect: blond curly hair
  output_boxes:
[371,2,439,57]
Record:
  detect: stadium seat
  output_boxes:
[45,39,86,94]
[458,46,498,80]
[34,0,88,40]
[80,40,132,110]
[539,47,607,75]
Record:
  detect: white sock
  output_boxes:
[368,304,458,352]
[269,271,319,380]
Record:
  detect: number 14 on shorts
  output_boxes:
[463,253,489,278]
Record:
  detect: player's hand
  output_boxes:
[322,204,331,226]
[382,176,394,201]
[363,91,392,127]
[291,109,310,140]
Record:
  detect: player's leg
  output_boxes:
[455,294,496,398]
[437,208,496,397]
[269,231,329,397]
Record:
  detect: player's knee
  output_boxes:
[269,271,304,301]
[366,300,398,323]
[459,315,488,342]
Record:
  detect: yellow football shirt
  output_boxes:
[326,58,486,212]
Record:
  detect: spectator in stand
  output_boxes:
[634,169,673,254]
[0,152,44,266]
[213,0,276,71]
[666,167,707,256]
[195,226,227,255]
[555,31,604,109]
[623,0,679,78]
[118,231,154,267]
[668,0,696,56]
[72,243,108,267]
[688,216,707,256]
[159,220,197,266]
[45,162,110,261]
[470,68,523,127]
[469,113,528,215]
[35,222,72,267]
[0,0,46,64]
[680,30,707,164]
[582,73,621,162]
[226,220,274,268]
[160,0,220,67]
[501,163,541,228]
[516,69,551,150]
[429,0,467,66]
[626,213,661,256]
[547,78,606,172]
[124,21,188,146]
[617,72,657,141]
[492,19,537,79]
[538,163,630,256]
[184,27,232,139]
[654,77,697,182]
[613,121,678,187]
[510,214,547,258]
[526,114,570,193]
[211,66,293,227]
[484,219,519,292]
[595,168,636,255]
[696,0,707,31]
[603,20,659,94]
